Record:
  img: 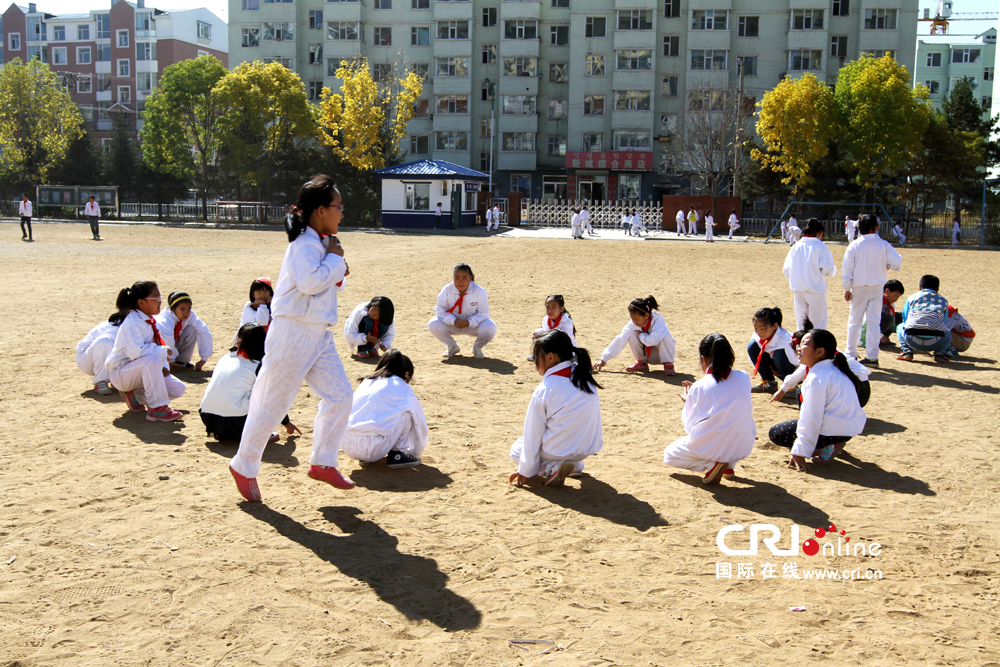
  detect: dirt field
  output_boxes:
[1,221,998,666]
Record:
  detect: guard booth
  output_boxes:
[36,185,118,218]
[373,159,490,229]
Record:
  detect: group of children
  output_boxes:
[673,208,741,241]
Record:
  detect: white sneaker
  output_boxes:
[442,345,460,358]
[472,346,485,358]
[95,380,113,395]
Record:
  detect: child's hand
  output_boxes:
[195,360,206,371]
[169,361,182,371]
[509,471,528,487]
[454,319,470,329]
[379,344,388,352]
[365,334,379,345]
[681,380,692,388]
[844,290,853,302]
[327,239,344,257]
[770,389,786,403]
[162,367,170,377]
[787,455,810,472]
[285,421,302,435]
[593,360,606,371]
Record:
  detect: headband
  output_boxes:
[169,292,191,308]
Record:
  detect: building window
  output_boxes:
[862,49,895,59]
[262,57,292,68]
[77,74,92,93]
[78,25,89,40]
[543,176,567,199]
[307,81,324,100]
[663,35,679,56]
[27,16,44,41]
[788,49,822,70]
[924,79,940,94]
[118,86,131,104]
[985,67,995,82]
[77,46,92,64]
[8,33,20,51]
[404,183,430,210]
[481,44,497,64]
[660,113,677,135]
[550,25,569,45]
[373,63,392,82]
[737,16,759,37]
[615,89,651,111]
[510,174,531,194]
[480,116,491,137]
[52,25,65,40]
[504,20,537,39]
[480,151,490,171]
[326,22,359,40]
[374,27,392,45]
[326,58,343,76]
[98,101,112,120]
[436,94,469,113]
[982,95,993,110]
[739,55,758,76]
[97,44,111,61]
[691,10,728,30]
[136,42,156,60]
[612,129,651,150]
[583,94,605,115]
[547,136,567,156]
[97,73,112,91]
[374,0,391,7]
[863,9,897,30]
[438,20,469,39]
[832,0,849,17]
[688,89,727,111]
[411,63,429,80]
[117,29,129,47]
[551,0,569,7]
[548,99,568,119]
[242,0,259,7]
[413,98,429,117]
[664,0,680,18]
[483,7,497,27]
[263,22,294,41]
[618,10,652,30]
[582,133,603,151]
[502,132,536,151]
[790,9,823,30]
[117,59,130,76]
[197,21,211,40]
[690,49,727,71]
[581,16,604,38]
[138,72,156,91]
[502,94,536,114]
[242,27,260,47]
[618,174,640,200]
[309,11,323,29]
[661,75,678,97]
[503,56,537,77]
[436,131,468,150]
[410,135,429,155]
[96,14,110,39]
[617,49,652,70]
[549,62,567,82]
[952,48,981,64]
[436,57,469,76]
[412,27,430,46]
[51,46,67,64]
[308,44,323,64]
[830,35,848,57]
[585,54,605,76]
[412,0,428,8]
[926,52,942,67]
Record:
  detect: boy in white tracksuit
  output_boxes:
[782,219,836,330]
[630,210,647,236]
[728,210,740,239]
[676,208,687,235]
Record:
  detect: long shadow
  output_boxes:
[240,504,481,632]
[670,473,831,528]
[876,365,999,394]
[521,474,668,532]
[442,356,517,375]
[861,417,907,436]
[111,411,188,445]
[204,436,300,467]
[79,389,123,405]
[814,451,936,496]
[349,464,453,492]
[597,369,698,385]
[948,355,996,365]
[172,370,211,385]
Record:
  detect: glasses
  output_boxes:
[328,204,344,212]
[139,296,162,302]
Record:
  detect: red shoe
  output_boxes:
[267,432,280,444]
[146,405,182,422]
[356,351,369,359]
[703,462,726,484]
[307,465,355,490]
[120,390,145,411]
[663,363,676,376]
[723,468,735,480]
[230,466,261,502]
[625,361,649,372]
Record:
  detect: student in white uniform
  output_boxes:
[157,292,213,371]
[581,206,596,236]
[892,222,907,247]
[727,209,740,239]
[19,194,32,242]
[952,219,961,246]
[770,322,871,407]
[747,306,799,393]
[844,216,857,243]
[623,210,634,235]
[788,214,798,235]
[630,209,647,237]
[704,211,716,242]
[484,205,493,230]
[341,350,429,469]
[787,222,803,245]
[85,195,102,240]
[842,214,903,366]
[435,202,443,230]
[768,329,866,470]
[230,175,356,502]
[428,262,498,358]
[676,208,687,235]
[200,323,300,442]
[570,208,583,239]
[663,334,755,484]
[527,294,576,361]
[76,315,119,395]
[782,218,836,330]
[594,295,677,375]
[509,330,603,488]
[104,280,185,422]
[688,208,699,235]
[344,296,396,359]
[780,217,789,242]
[238,276,273,330]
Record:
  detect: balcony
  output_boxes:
[497,151,537,170]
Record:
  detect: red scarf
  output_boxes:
[236,348,252,361]
[146,318,165,346]
[372,320,379,339]
[752,337,771,378]
[551,366,572,378]
[883,296,895,318]
[446,292,466,315]
[547,314,563,330]
[173,319,183,344]
[641,318,652,360]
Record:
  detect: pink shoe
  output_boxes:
[230,466,262,502]
[625,361,649,372]
[146,405,182,422]
[723,467,735,480]
[356,351,370,359]
[307,465,355,490]
[663,363,676,376]
[703,462,726,485]
[120,390,145,411]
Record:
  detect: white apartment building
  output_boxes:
[230,0,918,201]
[914,28,995,117]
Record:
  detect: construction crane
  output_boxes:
[918,0,998,35]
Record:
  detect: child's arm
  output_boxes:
[467,287,490,327]
[515,389,548,478]
[434,286,457,326]
[790,377,825,461]
[189,312,214,369]
[597,325,632,366]
[772,364,807,402]
[820,245,837,278]
[120,318,169,365]
[342,304,369,347]
[288,239,347,295]
[379,322,396,350]
[242,302,269,325]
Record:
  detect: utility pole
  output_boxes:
[732,57,745,198]
[484,78,496,196]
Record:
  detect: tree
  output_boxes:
[0,58,84,197]
[737,140,792,219]
[941,77,999,215]
[49,131,101,186]
[103,111,138,200]
[753,73,839,194]
[212,61,317,202]
[680,85,747,214]
[319,58,423,170]
[833,55,932,197]
[140,55,227,220]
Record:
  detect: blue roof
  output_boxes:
[374,159,490,182]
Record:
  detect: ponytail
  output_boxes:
[699,333,734,382]
[286,174,339,242]
[364,349,414,382]
[110,280,157,325]
[545,294,576,334]
[532,329,602,394]
[832,351,863,397]
[628,295,659,316]
[810,329,863,397]
[753,306,783,328]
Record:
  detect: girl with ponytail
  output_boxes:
[229,174,356,502]
[594,295,677,375]
[509,330,604,488]
[771,323,872,407]
[663,334,756,484]
[768,329,867,471]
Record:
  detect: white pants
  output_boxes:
[509,437,586,477]
[689,220,698,235]
[428,317,497,349]
[109,355,185,409]
[676,220,686,235]
[571,223,583,238]
[583,219,594,233]
[629,333,676,364]
[77,334,114,385]
[488,216,500,231]
[894,231,906,245]
[792,291,828,331]
[728,223,739,239]
[341,412,425,463]
[631,222,646,235]
[846,284,883,360]
[231,319,352,479]
[952,230,959,245]
[174,327,199,365]
[706,226,714,241]
[663,438,734,471]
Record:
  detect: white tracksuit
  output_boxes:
[76,320,118,385]
[428,281,498,350]
[233,300,271,345]
[570,212,583,238]
[688,211,699,235]
[630,213,646,235]
[790,359,867,458]
[676,210,687,235]
[782,236,836,330]
[705,214,715,241]
[728,214,740,238]
[663,369,756,471]
[841,233,903,360]
[534,313,576,346]
[581,209,593,234]
[340,376,429,463]
[952,222,961,245]
[157,308,213,366]
[893,225,907,245]
[343,302,397,352]
[230,226,351,479]
[105,310,186,409]
[510,360,603,478]
[600,311,676,365]
[491,206,501,230]
[779,354,871,394]
[845,219,857,243]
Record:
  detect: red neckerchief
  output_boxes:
[146,317,165,346]
[798,366,809,404]
[173,318,183,344]
[446,292,466,315]
[547,314,562,330]
[641,318,652,360]
[372,319,379,338]
[236,349,252,360]
[752,337,772,378]
[552,366,572,378]
[884,296,895,318]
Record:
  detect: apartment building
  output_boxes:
[914,28,995,118]
[229,0,918,201]
[1,0,228,140]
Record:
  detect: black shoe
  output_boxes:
[859,358,879,367]
[386,450,421,469]
[184,362,195,370]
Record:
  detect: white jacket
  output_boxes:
[346,376,429,456]
[752,326,798,363]
[841,233,903,290]
[792,359,867,458]
[270,226,347,327]
[343,302,397,348]
[434,281,491,327]
[156,308,214,363]
[779,353,870,394]
[105,310,170,372]
[782,236,836,293]
[76,320,116,357]
[534,313,576,346]
[679,369,756,463]
[84,201,101,216]
[200,351,260,417]
[18,200,32,216]
[239,301,270,328]
[601,311,675,362]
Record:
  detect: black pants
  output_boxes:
[880,312,903,338]
[355,315,382,355]
[201,410,289,441]
[747,341,797,383]
[769,420,853,450]
[88,215,100,238]
[20,216,31,239]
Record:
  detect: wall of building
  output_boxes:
[914,30,996,118]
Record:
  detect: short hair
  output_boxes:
[857,214,879,234]
[235,323,266,361]
[802,218,824,236]
[919,275,940,291]
[453,262,474,281]
[884,279,904,294]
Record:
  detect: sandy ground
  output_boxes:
[1,221,998,666]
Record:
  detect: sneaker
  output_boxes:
[386,450,422,469]
[750,381,778,393]
[544,461,575,487]
[896,352,913,361]
[625,361,649,372]
[859,358,879,367]
[95,381,113,395]
[934,354,950,363]
[146,405,182,422]
[119,390,145,412]
[267,432,280,444]
[702,461,727,484]
[568,472,583,479]
[230,466,261,502]
[307,465,356,490]
[356,351,370,359]
[472,346,485,359]
[663,363,676,376]
[722,467,735,480]
[813,441,846,465]
[442,345,460,358]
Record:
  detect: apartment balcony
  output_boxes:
[432,113,472,132]
[498,1,540,21]
[498,76,539,96]
[790,0,832,7]
[432,39,473,58]
[433,1,474,20]
[323,40,363,59]
[95,61,111,74]
[787,30,828,50]
[96,90,112,102]
[612,30,656,50]
[685,70,730,89]
[258,3,297,19]
[324,3,362,22]
[498,113,538,132]
[614,0,656,9]
[686,30,731,50]
[498,39,540,59]
[689,0,731,9]
[430,150,472,168]
[497,151,537,170]
[136,59,157,73]
[858,31,902,51]
[431,76,473,95]
[611,109,653,130]
[610,70,655,90]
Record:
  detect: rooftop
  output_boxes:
[374,159,490,182]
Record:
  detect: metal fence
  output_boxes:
[520,199,663,229]
[743,214,997,245]
[117,202,286,222]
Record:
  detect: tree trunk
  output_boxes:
[201,192,208,222]
[158,202,163,221]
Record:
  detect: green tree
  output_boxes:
[140,55,227,220]
[941,76,999,216]
[49,131,101,186]
[0,58,84,197]
[103,111,138,200]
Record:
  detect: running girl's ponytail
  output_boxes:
[365,349,414,382]
[286,174,338,242]
[811,329,862,395]
[110,280,157,325]
[699,333,734,382]
[532,330,602,394]
[628,295,659,315]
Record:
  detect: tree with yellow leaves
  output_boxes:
[753,74,839,194]
[318,58,423,170]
